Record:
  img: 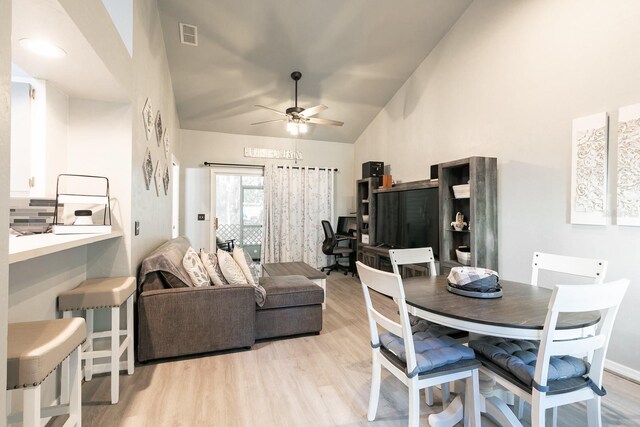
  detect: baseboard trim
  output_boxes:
[605,359,640,384]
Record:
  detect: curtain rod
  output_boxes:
[203,162,265,168]
[203,162,337,172]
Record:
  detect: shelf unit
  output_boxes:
[438,157,497,273]
[355,177,378,263]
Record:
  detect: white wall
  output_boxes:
[354,0,640,375]
[129,0,181,270]
[67,98,132,276]
[0,0,11,418]
[179,129,355,224]
[44,81,69,196]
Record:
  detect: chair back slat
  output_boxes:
[357,261,417,372]
[358,261,406,300]
[531,252,607,287]
[370,308,403,338]
[534,280,628,389]
[389,247,437,276]
[547,335,606,357]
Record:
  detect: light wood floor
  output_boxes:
[50,274,640,426]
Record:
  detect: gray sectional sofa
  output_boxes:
[137,237,324,362]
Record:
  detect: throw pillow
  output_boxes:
[232,246,258,286]
[182,247,210,287]
[217,249,249,285]
[200,250,229,286]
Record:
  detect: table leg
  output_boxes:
[428,395,463,427]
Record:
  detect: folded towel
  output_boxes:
[447,267,500,292]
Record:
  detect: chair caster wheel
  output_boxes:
[343,271,348,275]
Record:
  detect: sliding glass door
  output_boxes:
[210,168,263,261]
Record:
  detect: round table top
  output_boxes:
[403,275,600,331]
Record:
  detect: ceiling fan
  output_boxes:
[252,71,344,135]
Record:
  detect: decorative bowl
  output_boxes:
[452,183,470,199]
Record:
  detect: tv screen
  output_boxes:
[375,188,439,256]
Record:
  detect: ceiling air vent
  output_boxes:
[179,23,198,46]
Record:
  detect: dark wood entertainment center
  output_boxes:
[356,156,497,275]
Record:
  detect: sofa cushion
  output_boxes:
[200,250,229,286]
[217,249,249,285]
[233,246,260,286]
[183,247,210,287]
[258,275,324,310]
[233,246,257,286]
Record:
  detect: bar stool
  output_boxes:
[58,276,136,404]
[6,318,86,427]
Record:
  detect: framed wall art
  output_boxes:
[155,110,163,146]
[143,148,153,190]
[570,112,608,225]
[163,163,170,195]
[163,128,170,158]
[617,103,640,226]
[154,160,163,196]
[142,98,154,141]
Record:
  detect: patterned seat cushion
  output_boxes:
[410,316,468,340]
[379,332,475,374]
[469,336,589,389]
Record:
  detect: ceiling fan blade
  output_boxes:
[306,117,344,127]
[255,105,288,117]
[300,104,327,118]
[251,119,287,125]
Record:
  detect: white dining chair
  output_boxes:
[388,247,438,277]
[388,247,460,407]
[356,261,481,427]
[470,279,628,427]
[521,252,608,423]
[531,252,608,288]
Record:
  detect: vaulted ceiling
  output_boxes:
[157,0,472,143]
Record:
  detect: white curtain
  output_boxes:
[261,164,335,268]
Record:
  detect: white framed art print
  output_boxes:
[570,112,608,225]
[617,103,640,226]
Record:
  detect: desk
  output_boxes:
[403,276,599,426]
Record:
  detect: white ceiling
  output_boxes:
[158,0,472,143]
[11,0,129,103]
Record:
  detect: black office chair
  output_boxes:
[321,220,353,275]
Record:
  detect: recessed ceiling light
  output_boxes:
[19,38,67,58]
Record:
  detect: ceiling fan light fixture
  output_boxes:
[287,119,308,136]
[287,121,299,136]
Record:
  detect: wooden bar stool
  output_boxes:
[58,276,136,404]
[6,318,86,427]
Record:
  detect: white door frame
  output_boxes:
[171,155,180,238]
[209,166,263,252]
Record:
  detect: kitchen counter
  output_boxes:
[9,231,123,264]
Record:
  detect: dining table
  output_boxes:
[402,275,600,427]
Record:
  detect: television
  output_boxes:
[375,188,439,256]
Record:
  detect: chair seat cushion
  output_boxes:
[410,316,469,341]
[7,318,86,389]
[58,277,136,310]
[379,332,476,374]
[469,336,590,393]
[258,275,324,310]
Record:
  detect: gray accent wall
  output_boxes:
[354,0,640,376]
